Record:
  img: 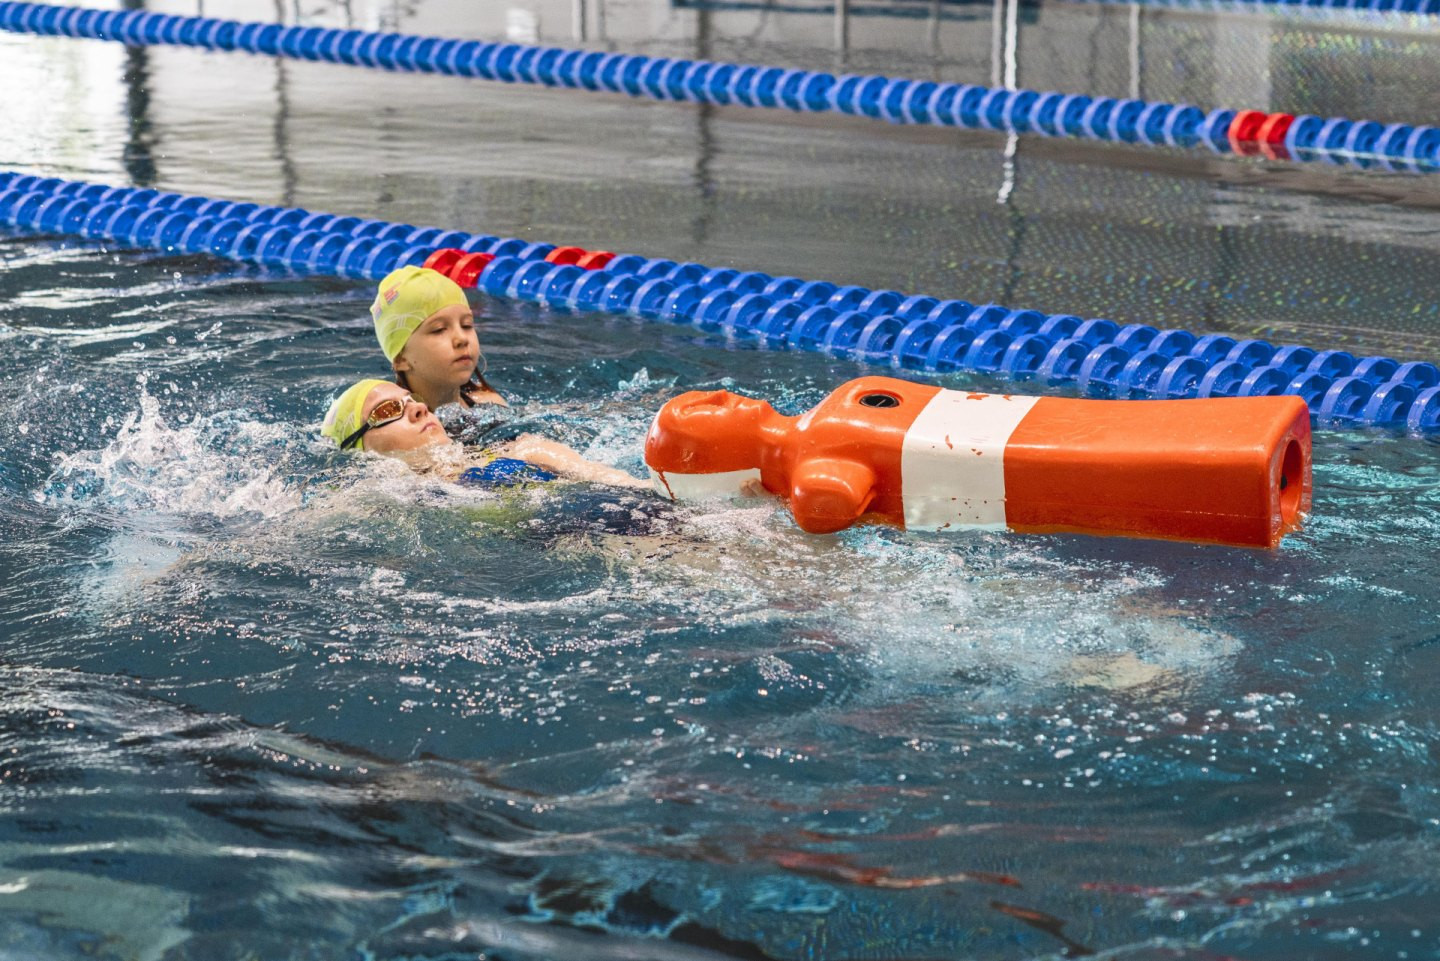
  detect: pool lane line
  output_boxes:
[686,0,1440,16]
[1070,0,1440,15]
[2,2,1438,174]
[3,169,1438,432]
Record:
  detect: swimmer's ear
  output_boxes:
[392,354,412,374]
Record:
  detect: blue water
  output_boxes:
[5,1,1440,958]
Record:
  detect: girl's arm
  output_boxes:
[501,435,650,489]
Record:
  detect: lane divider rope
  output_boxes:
[1072,0,1440,15]
[3,169,1437,431]
[1,1,1438,172]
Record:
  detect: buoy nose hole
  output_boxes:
[859,392,900,409]
[682,390,732,412]
[1278,439,1303,525]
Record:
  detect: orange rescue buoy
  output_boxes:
[644,376,1311,548]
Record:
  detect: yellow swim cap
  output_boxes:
[321,378,392,450]
[371,266,468,362]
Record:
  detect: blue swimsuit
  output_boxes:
[458,456,557,487]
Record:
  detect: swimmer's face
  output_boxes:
[394,303,480,390]
[358,383,449,454]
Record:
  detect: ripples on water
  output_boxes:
[6,0,1440,950]
[3,232,1439,960]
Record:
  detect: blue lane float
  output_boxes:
[1072,0,1440,15]
[2,169,1438,432]
[1,1,1438,172]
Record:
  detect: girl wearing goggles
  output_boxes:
[321,379,647,489]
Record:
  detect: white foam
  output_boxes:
[42,387,305,522]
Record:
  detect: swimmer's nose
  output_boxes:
[407,400,431,421]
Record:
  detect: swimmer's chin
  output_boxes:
[385,438,465,472]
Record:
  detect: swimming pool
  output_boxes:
[3,0,1440,957]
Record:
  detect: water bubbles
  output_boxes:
[41,386,306,521]
[366,568,406,591]
[4,243,1440,961]
[616,368,654,392]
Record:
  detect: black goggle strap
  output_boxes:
[339,423,370,451]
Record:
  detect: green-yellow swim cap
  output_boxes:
[321,378,392,450]
[371,266,469,362]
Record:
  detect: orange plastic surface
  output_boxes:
[645,376,1311,547]
[1002,394,1310,547]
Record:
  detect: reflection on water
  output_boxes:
[2,236,1439,959]
[5,1,1440,353]
[4,0,1440,954]
[121,0,159,188]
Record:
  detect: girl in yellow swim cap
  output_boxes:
[321,379,648,489]
[371,265,505,414]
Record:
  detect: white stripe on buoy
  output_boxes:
[650,466,762,501]
[900,390,1039,531]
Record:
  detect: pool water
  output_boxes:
[3,0,1440,958]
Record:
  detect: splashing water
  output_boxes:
[41,385,309,524]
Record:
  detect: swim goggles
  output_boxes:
[340,394,415,450]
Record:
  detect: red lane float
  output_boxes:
[644,376,1312,548]
[576,250,616,270]
[424,247,495,287]
[544,245,616,268]
[545,245,590,266]
[1228,109,1269,157]
[1228,110,1296,160]
[425,245,614,288]
[1257,112,1295,161]
[423,247,464,276]
[450,252,494,287]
